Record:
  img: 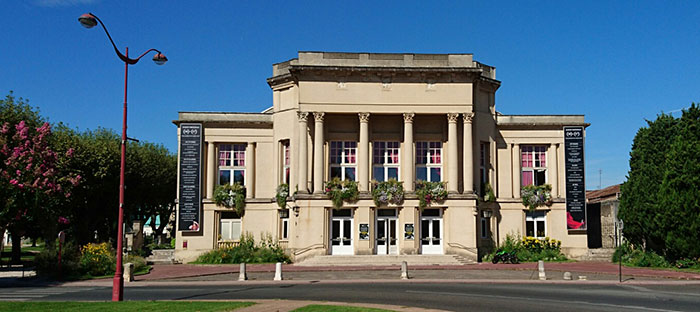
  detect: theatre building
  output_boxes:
[174,52,590,263]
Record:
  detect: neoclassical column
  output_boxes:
[512,143,520,198]
[206,141,216,199]
[358,113,370,192]
[403,113,415,192]
[447,113,459,193]
[313,112,325,194]
[550,143,559,198]
[297,112,309,193]
[463,113,474,194]
[245,142,256,198]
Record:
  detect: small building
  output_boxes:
[586,184,622,249]
[174,52,590,263]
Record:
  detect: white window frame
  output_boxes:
[281,141,290,184]
[220,217,241,241]
[521,145,547,187]
[416,141,443,182]
[372,141,400,182]
[330,141,357,181]
[526,211,547,238]
[279,209,289,240]
[219,144,246,186]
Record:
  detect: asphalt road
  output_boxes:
[2,282,700,311]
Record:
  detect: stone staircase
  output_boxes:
[295,254,473,266]
[583,248,616,262]
[146,249,177,265]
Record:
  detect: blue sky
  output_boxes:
[2,1,699,190]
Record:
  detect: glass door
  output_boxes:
[331,209,353,255]
[420,208,443,254]
[376,209,398,255]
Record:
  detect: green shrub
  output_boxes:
[613,242,670,268]
[125,254,149,274]
[80,242,116,276]
[35,243,82,279]
[487,233,566,262]
[170,238,176,249]
[194,233,291,264]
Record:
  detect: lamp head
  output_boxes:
[152,53,168,65]
[78,13,97,28]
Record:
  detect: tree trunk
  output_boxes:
[10,229,22,264]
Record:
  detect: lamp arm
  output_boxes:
[90,13,138,65]
[133,48,162,62]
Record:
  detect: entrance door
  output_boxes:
[421,208,443,254]
[331,209,353,255]
[376,209,398,255]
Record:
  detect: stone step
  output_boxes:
[296,254,471,266]
[146,249,175,265]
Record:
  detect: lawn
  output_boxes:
[292,305,394,312]
[0,301,254,312]
[0,244,43,266]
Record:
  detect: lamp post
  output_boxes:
[78,13,167,302]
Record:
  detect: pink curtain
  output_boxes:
[522,171,533,186]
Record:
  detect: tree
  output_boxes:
[619,103,700,262]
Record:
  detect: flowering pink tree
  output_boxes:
[0,93,79,263]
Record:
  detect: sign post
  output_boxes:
[178,123,203,232]
[564,126,586,231]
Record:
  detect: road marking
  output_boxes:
[0,287,97,302]
[406,290,682,312]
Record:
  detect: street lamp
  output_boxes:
[78,12,167,302]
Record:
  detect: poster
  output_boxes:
[404,223,415,240]
[178,123,202,232]
[359,224,369,240]
[564,126,586,230]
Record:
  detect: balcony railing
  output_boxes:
[217,240,240,249]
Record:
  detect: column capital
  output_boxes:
[297,111,309,122]
[313,112,325,122]
[358,112,370,123]
[463,112,475,123]
[403,112,415,123]
[447,113,460,123]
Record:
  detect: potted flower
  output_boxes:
[415,180,448,209]
[276,183,289,209]
[521,184,553,211]
[481,182,496,203]
[324,177,359,209]
[213,183,246,215]
[371,179,404,206]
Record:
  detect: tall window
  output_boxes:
[219,144,246,185]
[480,217,490,238]
[330,141,357,181]
[416,142,442,182]
[521,145,546,186]
[373,141,400,182]
[220,211,241,241]
[282,141,290,184]
[526,211,546,238]
[279,209,289,240]
[480,142,489,194]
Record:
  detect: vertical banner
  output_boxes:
[564,126,586,230]
[178,123,203,232]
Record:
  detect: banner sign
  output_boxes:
[564,126,586,230]
[178,123,203,232]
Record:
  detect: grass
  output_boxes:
[0,244,43,266]
[0,301,254,312]
[292,305,394,312]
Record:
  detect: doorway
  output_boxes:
[420,208,443,254]
[330,209,353,255]
[376,209,398,255]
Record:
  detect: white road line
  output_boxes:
[406,290,683,312]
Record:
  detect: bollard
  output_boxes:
[274,262,283,281]
[578,275,587,281]
[563,271,572,280]
[400,261,409,280]
[238,262,247,281]
[123,262,134,282]
[538,260,546,280]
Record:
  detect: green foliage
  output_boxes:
[613,242,670,268]
[35,243,81,279]
[276,183,289,208]
[620,104,700,262]
[194,233,291,264]
[324,177,359,209]
[79,242,116,276]
[415,181,447,209]
[170,238,176,249]
[521,184,553,211]
[125,254,149,274]
[482,182,496,202]
[371,179,404,206]
[214,183,246,215]
[486,233,566,262]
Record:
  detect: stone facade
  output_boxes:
[173,52,590,263]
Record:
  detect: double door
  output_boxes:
[331,209,353,255]
[376,217,398,255]
[421,208,443,254]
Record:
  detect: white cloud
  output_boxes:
[35,0,98,7]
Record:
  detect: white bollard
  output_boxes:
[238,262,247,281]
[274,262,283,281]
[400,261,409,280]
[123,262,134,282]
[538,260,546,280]
[563,271,572,280]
